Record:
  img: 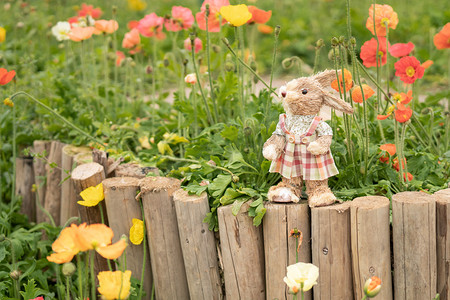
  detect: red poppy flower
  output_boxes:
[137,13,165,39]
[78,3,102,19]
[394,56,424,84]
[195,0,230,32]
[165,6,194,32]
[433,22,450,49]
[392,90,413,105]
[360,37,389,68]
[127,20,139,30]
[379,143,396,163]
[366,4,398,36]
[0,68,16,85]
[389,42,414,58]
[377,91,413,123]
[393,103,413,123]
[351,84,375,103]
[247,6,272,24]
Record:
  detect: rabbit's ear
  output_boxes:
[319,87,354,114]
[313,69,339,88]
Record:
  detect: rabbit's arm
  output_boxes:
[263,134,286,161]
[307,135,332,155]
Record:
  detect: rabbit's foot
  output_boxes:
[268,186,300,203]
[308,191,337,207]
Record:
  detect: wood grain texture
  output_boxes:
[263,202,312,300]
[44,141,65,225]
[173,189,223,300]
[103,177,153,298]
[218,202,265,300]
[15,157,36,222]
[350,196,392,300]
[140,177,189,300]
[115,163,159,178]
[435,188,450,300]
[32,140,51,223]
[60,145,91,225]
[311,202,353,300]
[392,191,436,300]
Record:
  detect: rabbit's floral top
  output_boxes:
[273,114,333,137]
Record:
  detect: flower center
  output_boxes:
[381,17,390,26]
[377,51,384,58]
[405,66,415,77]
[393,94,402,102]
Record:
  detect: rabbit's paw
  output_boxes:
[308,191,336,207]
[268,186,300,203]
[307,141,326,155]
[263,144,280,161]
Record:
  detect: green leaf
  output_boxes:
[221,125,239,142]
[208,175,232,198]
[19,279,41,299]
[231,198,249,215]
[0,244,5,262]
[220,188,243,205]
[184,184,208,196]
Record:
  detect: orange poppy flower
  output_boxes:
[257,24,273,34]
[360,37,389,68]
[77,223,127,260]
[366,4,398,36]
[247,6,272,24]
[47,224,81,264]
[0,68,16,85]
[377,91,413,123]
[393,103,413,123]
[379,143,396,163]
[433,23,450,50]
[351,84,374,103]
[389,42,414,58]
[394,56,424,84]
[78,3,102,19]
[127,20,139,30]
[421,60,433,69]
[392,90,413,105]
[94,20,119,34]
[331,68,353,93]
[122,28,140,49]
[69,26,95,42]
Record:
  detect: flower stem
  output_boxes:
[90,251,96,300]
[65,276,70,300]
[11,102,16,209]
[270,26,280,89]
[234,26,244,120]
[190,38,213,125]
[77,254,83,300]
[9,91,106,147]
[385,23,390,96]
[160,155,235,176]
[205,9,219,123]
[301,282,305,300]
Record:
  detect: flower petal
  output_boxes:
[97,239,127,260]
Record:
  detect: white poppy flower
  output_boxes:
[51,21,71,41]
[283,262,319,294]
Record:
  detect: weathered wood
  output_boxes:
[32,140,51,223]
[44,141,65,225]
[15,157,36,222]
[311,202,353,300]
[92,149,109,178]
[60,145,91,225]
[435,188,450,300]
[392,191,437,300]
[103,177,153,298]
[173,189,222,300]
[115,163,159,178]
[263,202,312,300]
[218,202,265,300]
[351,196,392,300]
[71,162,109,275]
[140,177,189,300]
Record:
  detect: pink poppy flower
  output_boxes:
[195,0,230,32]
[394,56,424,84]
[69,26,95,42]
[122,28,141,50]
[137,13,165,39]
[94,20,119,34]
[389,42,414,58]
[165,6,194,32]
[116,51,125,66]
[184,37,203,53]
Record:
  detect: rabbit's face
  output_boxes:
[279,77,324,116]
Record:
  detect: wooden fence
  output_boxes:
[14,141,450,300]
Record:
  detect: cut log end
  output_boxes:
[139,177,180,195]
[173,189,207,203]
[115,163,159,178]
[351,196,390,209]
[393,191,435,204]
[71,162,104,181]
[102,177,140,190]
[74,152,93,165]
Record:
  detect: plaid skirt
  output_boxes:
[269,135,339,180]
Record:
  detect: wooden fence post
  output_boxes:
[103,177,153,298]
[71,162,109,275]
[173,189,223,300]
[60,145,91,225]
[115,163,159,178]
[32,140,51,223]
[15,157,36,222]
[435,188,450,300]
[44,141,65,225]
[140,177,189,300]
[350,196,392,300]
[263,202,312,300]
[392,191,437,299]
[311,202,353,299]
[218,202,265,300]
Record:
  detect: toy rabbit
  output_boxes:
[263,70,353,207]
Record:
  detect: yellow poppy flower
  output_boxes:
[0,27,5,43]
[129,218,144,245]
[98,270,132,300]
[220,4,253,27]
[78,183,104,207]
[3,98,13,107]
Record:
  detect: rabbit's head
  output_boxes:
[279,70,354,116]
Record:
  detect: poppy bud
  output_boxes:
[339,36,345,44]
[331,37,339,47]
[163,58,169,67]
[62,262,76,277]
[350,37,356,46]
[112,6,117,14]
[315,39,324,49]
[232,175,239,183]
[328,49,339,61]
[205,4,210,17]
[212,44,220,53]
[0,234,5,242]
[10,270,21,280]
[221,37,230,47]
[274,25,281,37]
[363,276,381,298]
[225,61,235,72]
[146,66,153,74]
